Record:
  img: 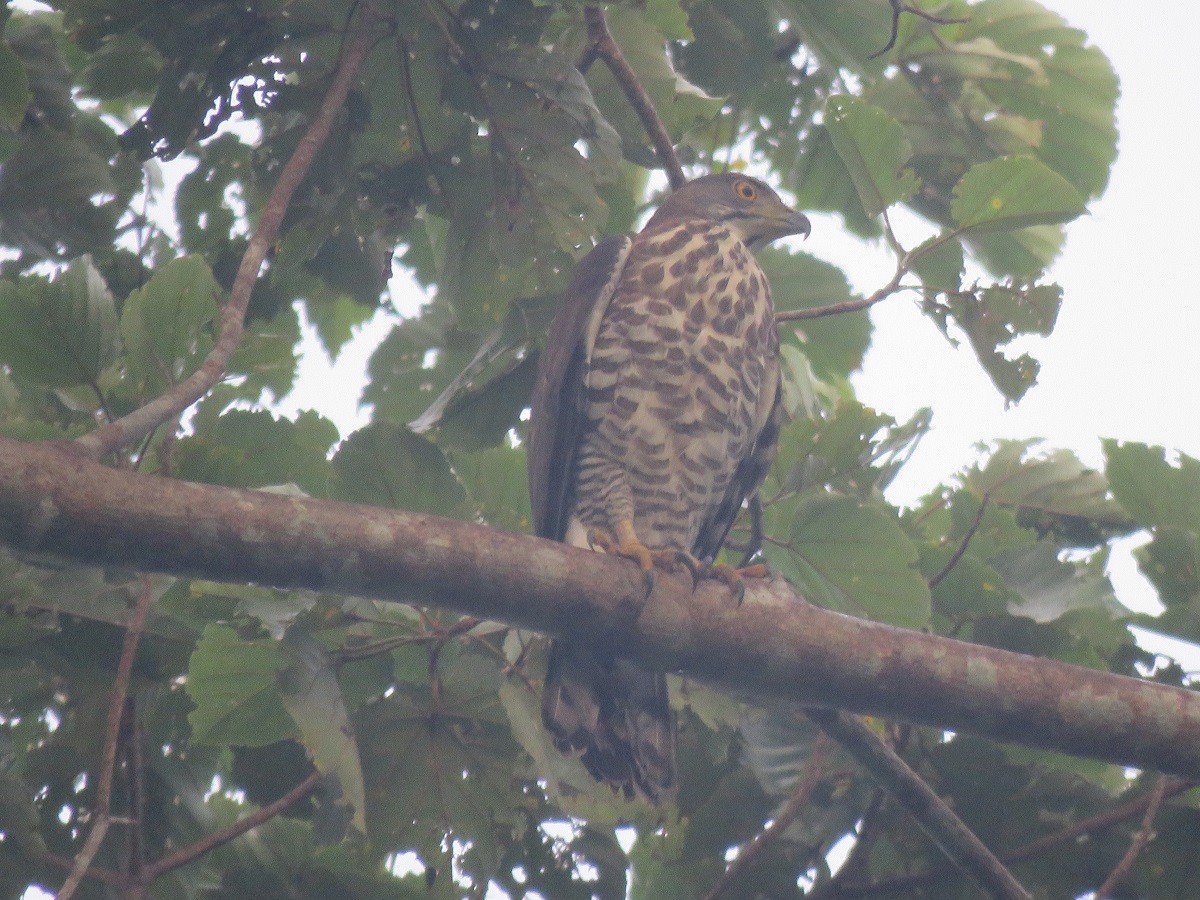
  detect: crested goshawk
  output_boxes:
[527,173,811,802]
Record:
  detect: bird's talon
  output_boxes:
[642,567,656,595]
[700,560,767,604]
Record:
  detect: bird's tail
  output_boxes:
[541,640,676,803]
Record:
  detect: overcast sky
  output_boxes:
[279,0,1198,627]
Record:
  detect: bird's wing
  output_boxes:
[692,379,784,562]
[527,235,633,541]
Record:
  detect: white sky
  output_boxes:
[279,1,1199,627]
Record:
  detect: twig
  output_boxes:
[126,702,147,891]
[73,0,384,459]
[870,1,969,60]
[41,853,122,886]
[811,789,887,896]
[826,777,1194,897]
[776,270,914,322]
[704,732,833,900]
[928,492,989,589]
[141,771,323,880]
[397,33,445,197]
[57,576,157,899]
[805,708,1031,900]
[1096,775,1168,898]
[776,227,960,323]
[583,5,686,190]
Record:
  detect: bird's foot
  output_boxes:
[589,520,700,592]
[698,561,770,605]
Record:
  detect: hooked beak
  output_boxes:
[747,206,811,250]
[780,208,812,239]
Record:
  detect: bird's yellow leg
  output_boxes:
[588,520,702,584]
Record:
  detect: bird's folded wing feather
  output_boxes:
[527,235,632,541]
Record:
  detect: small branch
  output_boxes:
[142,771,323,880]
[583,5,686,190]
[812,788,887,896]
[73,1,383,459]
[870,1,969,60]
[41,852,122,887]
[805,709,1030,900]
[397,33,445,197]
[776,272,913,322]
[704,732,833,900]
[57,576,156,899]
[776,227,960,323]
[928,492,990,590]
[835,776,1194,896]
[1095,775,1168,898]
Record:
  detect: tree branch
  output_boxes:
[142,771,323,881]
[704,732,834,900]
[806,710,1029,899]
[57,576,156,899]
[583,5,686,190]
[1095,775,1167,898]
[928,492,989,589]
[72,0,383,460]
[829,776,1195,896]
[4,436,1200,782]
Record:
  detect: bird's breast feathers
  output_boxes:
[577,219,779,548]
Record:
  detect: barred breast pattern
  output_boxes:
[570,219,780,553]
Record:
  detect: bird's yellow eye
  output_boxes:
[734,180,758,201]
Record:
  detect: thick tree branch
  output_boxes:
[72,1,383,460]
[584,5,686,190]
[3,436,1200,782]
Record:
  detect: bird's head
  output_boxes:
[646,173,812,250]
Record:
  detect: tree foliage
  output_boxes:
[0,0,1196,897]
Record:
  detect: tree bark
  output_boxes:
[2,435,1199,778]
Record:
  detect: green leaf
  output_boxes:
[358,652,519,876]
[278,631,366,833]
[764,493,931,628]
[931,282,1063,403]
[186,625,297,747]
[175,409,338,495]
[435,354,537,452]
[0,256,119,387]
[120,254,221,394]
[824,95,919,217]
[969,441,1132,542]
[0,43,30,129]
[757,247,870,379]
[306,294,376,359]
[992,542,1123,625]
[951,156,1086,232]
[1104,442,1200,622]
[332,421,467,516]
[1104,441,1200,532]
[453,445,533,533]
[910,235,964,293]
[226,304,302,400]
[646,0,692,40]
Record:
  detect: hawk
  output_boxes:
[527,173,811,802]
